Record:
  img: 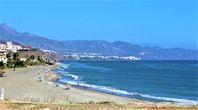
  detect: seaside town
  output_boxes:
[0,41,29,63]
[0,40,58,70]
[64,53,141,61]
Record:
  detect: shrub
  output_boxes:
[6,58,13,68]
[0,61,6,69]
[15,61,26,67]
[30,55,35,60]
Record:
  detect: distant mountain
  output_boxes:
[0,23,197,60]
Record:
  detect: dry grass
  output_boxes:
[0,101,198,110]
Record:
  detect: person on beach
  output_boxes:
[37,72,42,82]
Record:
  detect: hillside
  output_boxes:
[0,23,197,60]
[0,39,61,63]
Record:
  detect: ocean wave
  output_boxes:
[65,73,79,80]
[55,63,70,73]
[58,79,198,104]
[56,67,65,71]
[56,70,69,74]
[139,94,198,104]
[56,70,79,80]
[59,62,70,69]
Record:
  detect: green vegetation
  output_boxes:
[15,61,25,67]
[6,58,13,68]
[30,55,35,60]
[0,61,6,69]
[0,51,52,69]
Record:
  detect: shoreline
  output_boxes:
[0,64,197,108]
[0,64,142,104]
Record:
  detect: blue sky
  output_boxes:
[0,0,197,49]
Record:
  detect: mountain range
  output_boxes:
[0,23,197,60]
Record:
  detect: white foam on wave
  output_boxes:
[56,67,65,71]
[56,63,80,80]
[56,70,69,74]
[59,63,70,69]
[59,79,198,104]
[56,69,79,80]
[139,94,198,104]
[65,73,79,80]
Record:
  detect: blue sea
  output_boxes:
[55,60,198,104]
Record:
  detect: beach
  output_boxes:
[0,65,141,104]
[0,65,198,110]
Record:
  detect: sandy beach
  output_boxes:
[0,65,198,110]
[0,65,141,104]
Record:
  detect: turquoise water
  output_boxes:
[55,61,198,104]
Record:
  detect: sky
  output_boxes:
[0,0,197,50]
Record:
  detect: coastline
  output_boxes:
[0,64,197,110]
[0,64,142,104]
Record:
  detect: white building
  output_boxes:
[6,42,13,50]
[0,50,7,63]
[12,45,22,51]
[1,41,24,52]
[0,44,7,50]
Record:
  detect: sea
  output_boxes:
[54,60,198,104]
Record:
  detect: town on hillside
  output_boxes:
[0,40,60,71]
[63,53,141,61]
